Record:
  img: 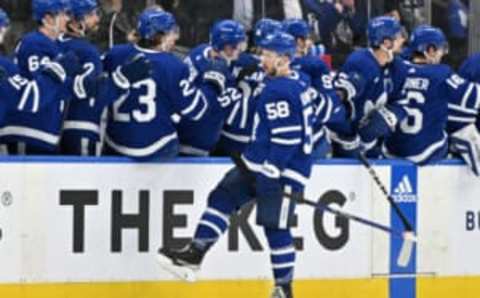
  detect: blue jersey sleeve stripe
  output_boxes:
[448,103,478,115]
[271,138,302,145]
[271,126,303,135]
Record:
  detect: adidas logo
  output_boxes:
[392,175,417,203]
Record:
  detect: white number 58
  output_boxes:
[266,101,290,120]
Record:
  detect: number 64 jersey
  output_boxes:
[241,71,316,189]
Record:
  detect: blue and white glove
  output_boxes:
[203,58,228,94]
[43,51,81,83]
[450,123,480,176]
[112,53,152,89]
[330,132,362,158]
[358,106,398,143]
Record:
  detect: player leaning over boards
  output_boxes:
[103,9,225,160]
[0,8,73,142]
[0,0,84,155]
[333,16,405,158]
[359,25,480,166]
[157,31,318,298]
[58,0,106,156]
[58,0,150,156]
[177,20,246,157]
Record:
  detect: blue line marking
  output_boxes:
[389,164,417,298]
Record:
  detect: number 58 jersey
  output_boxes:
[241,71,316,189]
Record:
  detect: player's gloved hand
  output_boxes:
[450,123,480,176]
[42,51,81,83]
[236,63,258,83]
[330,132,363,158]
[358,106,398,143]
[113,53,152,89]
[255,162,282,198]
[203,58,229,94]
[75,73,108,101]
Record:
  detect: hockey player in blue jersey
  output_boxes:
[281,18,325,59]
[58,0,133,156]
[156,31,318,298]
[283,18,353,159]
[359,25,478,165]
[0,8,72,136]
[1,0,82,154]
[334,16,405,157]
[177,20,246,156]
[103,9,223,160]
[443,39,480,175]
[214,18,281,156]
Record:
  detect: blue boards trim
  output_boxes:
[389,164,417,298]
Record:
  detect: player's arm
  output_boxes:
[15,40,54,78]
[445,73,480,132]
[443,73,480,176]
[357,98,407,145]
[168,61,229,121]
[0,59,76,113]
[96,53,153,107]
[333,67,367,121]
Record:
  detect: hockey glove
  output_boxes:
[450,123,480,176]
[330,132,362,158]
[358,106,398,144]
[236,63,258,83]
[203,58,229,94]
[113,53,152,89]
[75,73,109,101]
[42,51,81,83]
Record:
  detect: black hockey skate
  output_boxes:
[270,284,293,298]
[156,245,205,282]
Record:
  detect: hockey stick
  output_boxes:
[285,192,416,267]
[358,153,416,266]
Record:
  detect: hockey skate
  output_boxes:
[156,245,204,282]
[270,284,293,298]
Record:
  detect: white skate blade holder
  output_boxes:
[156,254,198,282]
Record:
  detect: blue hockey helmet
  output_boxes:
[70,0,98,21]
[408,25,448,54]
[282,18,310,39]
[0,8,10,28]
[253,18,282,47]
[367,16,402,47]
[259,31,296,59]
[137,9,178,40]
[210,20,246,51]
[32,0,71,21]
